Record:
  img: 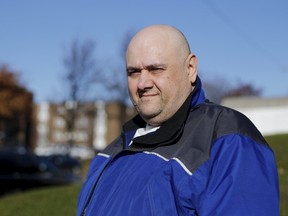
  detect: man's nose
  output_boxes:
[137,70,153,90]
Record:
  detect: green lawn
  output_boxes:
[0,134,287,216]
[266,134,288,216]
[0,184,82,216]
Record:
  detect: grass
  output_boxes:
[266,134,288,216]
[0,184,82,216]
[0,134,287,216]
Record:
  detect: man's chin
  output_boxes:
[139,110,159,119]
[139,109,160,119]
[138,109,162,123]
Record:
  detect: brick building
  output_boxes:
[33,101,135,157]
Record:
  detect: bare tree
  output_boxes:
[202,77,231,104]
[62,39,99,145]
[63,40,97,102]
[202,74,262,103]
[223,83,262,98]
[101,30,135,105]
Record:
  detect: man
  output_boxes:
[77,25,279,216]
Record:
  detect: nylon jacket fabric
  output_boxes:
[77,78,279,216]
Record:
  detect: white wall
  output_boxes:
[236,105,288,136]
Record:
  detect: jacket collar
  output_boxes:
[123,76,206,149]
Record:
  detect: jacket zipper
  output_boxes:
[80,149,138,215]
[80,157,113,216]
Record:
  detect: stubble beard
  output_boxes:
[134,100,164,126]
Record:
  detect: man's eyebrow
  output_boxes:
[126,64,167,73]
[145,64,167,70]
[126,66,141,72]
[127,64,166,70]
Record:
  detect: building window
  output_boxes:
[53,117,65,128]
[74,131,88,142]
[76,117,89,128]
[53,131,66,143]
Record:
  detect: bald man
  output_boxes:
[77,25,279,216]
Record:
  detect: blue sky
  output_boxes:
[1,0,287,103]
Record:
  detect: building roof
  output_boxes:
[221,96,288,109]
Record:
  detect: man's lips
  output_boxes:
[139,93,158,98]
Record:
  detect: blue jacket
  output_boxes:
[77,78,279,216]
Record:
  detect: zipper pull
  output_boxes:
[80,207,86,216]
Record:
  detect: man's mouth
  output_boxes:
[139,93,158,98]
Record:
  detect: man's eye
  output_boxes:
[150,68,164,73]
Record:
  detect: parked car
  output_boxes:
[0,147,81,195]
[43,154,82,176]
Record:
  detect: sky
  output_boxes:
[1,0,287,103]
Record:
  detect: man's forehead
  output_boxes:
[127,61,167,69]
[126,41,172,66]
[127,30,175,56]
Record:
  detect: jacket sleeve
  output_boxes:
[197,134,279,216]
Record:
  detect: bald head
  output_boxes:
[126,25,191,62]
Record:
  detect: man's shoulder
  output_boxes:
[161,101,268,173]
[189,101,267,146]
[101,135,123,156]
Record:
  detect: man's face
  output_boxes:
[126,37,194,126]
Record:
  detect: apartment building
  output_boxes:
[33,101,135,158]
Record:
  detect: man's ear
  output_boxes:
[186,53,198,85]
